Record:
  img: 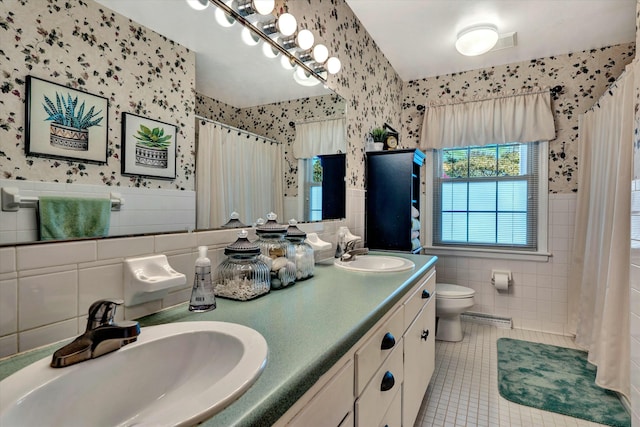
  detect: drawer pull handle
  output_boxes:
[421,329,429,341]
[422,289,431,299]
[380,332,396,350]
[380,371,395,391]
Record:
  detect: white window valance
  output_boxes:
[419,90,556,149]
[293,118,346,159]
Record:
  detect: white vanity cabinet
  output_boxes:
[279,266,436,427]
[402,269,436,425]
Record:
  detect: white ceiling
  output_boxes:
[346,0,636,81]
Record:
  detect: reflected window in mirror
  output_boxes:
[303,156,323,221]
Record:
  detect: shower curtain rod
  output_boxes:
[288,116,346,127]
[195,115,280,145]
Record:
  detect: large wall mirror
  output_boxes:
[101,0,347,229]
[2,0,347,245]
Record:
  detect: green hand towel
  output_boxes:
[38,196,111,241]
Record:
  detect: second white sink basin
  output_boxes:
[334,255,415,272]
[0,321,267,427]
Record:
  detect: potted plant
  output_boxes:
[370,127,387,150]
[133,124,173,168]
[43,92,103,151]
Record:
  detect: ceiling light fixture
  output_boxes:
[186,0,209,11]
[455,24,499,56]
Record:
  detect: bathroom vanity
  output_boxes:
[0,253,437,427]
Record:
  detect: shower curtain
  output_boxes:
[196,120,284,229]
[568,64,634,399]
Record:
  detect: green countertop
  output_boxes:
[0,253,437,427]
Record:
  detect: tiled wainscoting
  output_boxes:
[0,219,345,358]
[432,194,576,335]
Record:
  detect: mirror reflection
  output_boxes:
[2,0,347,245]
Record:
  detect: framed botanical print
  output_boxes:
[25,75,108,164]
[121,112,177,180]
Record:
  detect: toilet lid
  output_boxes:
[436,283,475,299]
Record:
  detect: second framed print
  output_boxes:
[121,112,177,180]
[25,75,108,164]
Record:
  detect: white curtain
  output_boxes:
[569,64,634,399]
[420,90,555,149]
[293,118,346,159]
[196,121,284,228]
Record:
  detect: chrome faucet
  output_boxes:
[340,245,369,262]
[51,299,140,368]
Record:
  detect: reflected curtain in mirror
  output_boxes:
[196,120,284,228]
[293,118,346,220]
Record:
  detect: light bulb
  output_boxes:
[296,29,314,50]
[215,3,235,27]
[277,13,297,37]
[262,42,279,58]
[280,55,295,70]
[241,27,260,46]
[293,66,320,86]
[253,0,274,15]
[326,56,341,74]
[312,44,329,63]
[186,0,208,11]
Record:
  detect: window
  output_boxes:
[304,156,323,221]
[432,142,545,252]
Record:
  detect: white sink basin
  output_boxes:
[334,255,415,272]
[0,321,267,427]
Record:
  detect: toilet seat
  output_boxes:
[436,283,475,299]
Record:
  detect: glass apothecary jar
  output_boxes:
[255,212,296,290]
[213,230,270,301]
[286,219,314,281]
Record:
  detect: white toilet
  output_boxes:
[435,283,475,342]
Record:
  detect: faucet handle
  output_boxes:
[86,299,123,331]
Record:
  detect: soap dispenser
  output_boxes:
[189,246,216,312]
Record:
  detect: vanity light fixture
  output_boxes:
[280,55,295,70]
[215,0,236,27]
[262,42,279,58]
[186,0,209,11]
[312,44,329,64]
[236,0,274,16]
[455,24,499,56]
[277,13,297,37]
[241,26,260,46]
[297,49,314,63]
[295,29,314,50]
[326,57,341,74]
[280,35,297,51]
[293,66,321,87]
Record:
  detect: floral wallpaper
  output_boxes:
[196,92,346,196]
[401,43,635,194]
[0,0,196,190]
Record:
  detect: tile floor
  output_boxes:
[414,321,618,427]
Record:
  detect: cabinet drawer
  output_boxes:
[355,342,404,427]
[403,268,435,332]
[288,359,354,427]
[378,385,401,427]
[355,306,404,395]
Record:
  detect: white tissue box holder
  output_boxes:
[124,254,187,306]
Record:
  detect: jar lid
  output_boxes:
[224,229,260,255]
[286,219,306,238]
[256,212,286,234]
[221,211,246,228]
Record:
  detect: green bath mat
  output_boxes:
[497,338,630,427]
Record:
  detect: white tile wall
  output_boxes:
[0,179,196,245]
[0,218,344,359]
[433,194,575,335]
